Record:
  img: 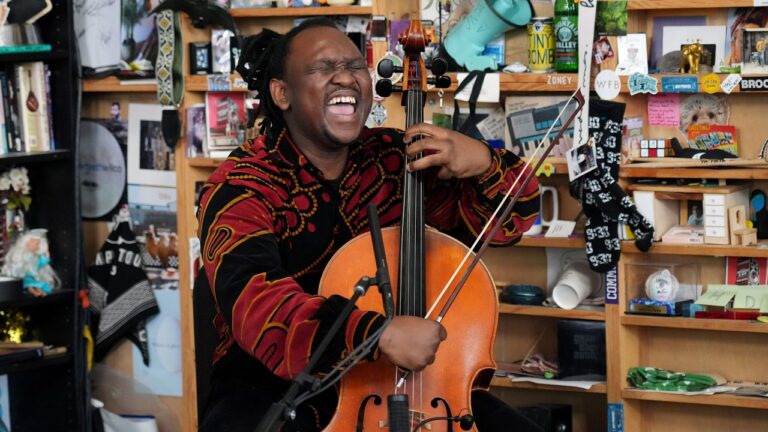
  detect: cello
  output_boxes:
[319,20,585,432]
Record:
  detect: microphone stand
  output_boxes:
[255,205,395,432]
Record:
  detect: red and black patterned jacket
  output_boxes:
[197,127,539,387]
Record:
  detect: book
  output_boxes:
[205,92,246,155]
[0,69,23,152]
[15,62,50,152]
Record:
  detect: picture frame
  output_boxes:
[189,42,212,75]
[127,104,176,187]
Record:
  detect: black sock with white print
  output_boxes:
[570,100,654,273]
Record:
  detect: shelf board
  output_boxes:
[0,351,69,376]
[517,235,585,249]
[621,315,768,334]
[0,289,74,310]
[499,304,605,321]
[0,49,67,64]
[0,149,71,166]
[188,157,225,168]
[82,76,157,93]
[491,376,607,394]
[621,388,768,410]
[186,74,248,92]
[622,241,768,258]
[230,6,372,17]
[628,1,754,10]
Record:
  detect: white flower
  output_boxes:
[10,178,24,193]
[20,184,30,195]
[0,175,9,191]
[8,168,26,184]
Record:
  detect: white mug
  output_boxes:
[525,186,559,235]
[552,261,602,309]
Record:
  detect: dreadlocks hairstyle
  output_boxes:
[236,18,340,142]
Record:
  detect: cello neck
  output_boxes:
[397,21,428,318]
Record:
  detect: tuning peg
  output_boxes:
[377,58,403,79]
[429,58,448,76]
[375,79,402,97]
[427,75,452,88]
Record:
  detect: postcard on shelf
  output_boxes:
[615,33,648,76]
[504,95,576,158]
[740,28,768,75]
[686,124,738,155]
[205,92,246,152]
[662,26,726,72]
[726,257,768,285]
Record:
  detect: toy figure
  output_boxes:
[680,40,703,74]
[1,229,60,297]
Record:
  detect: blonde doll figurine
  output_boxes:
[2,229,60,297]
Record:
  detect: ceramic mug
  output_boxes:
[524,185,559,235]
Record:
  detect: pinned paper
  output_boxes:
[701,73,721,94]
[455,73,500,103]
[627,73,658,96]
[647,94,680,127]
[733,286,768,312]
[721,74,742,94]
[695,285,738,307]
[476,108,505,141]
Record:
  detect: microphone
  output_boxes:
[367,204,395,318]
[387,394,410,432]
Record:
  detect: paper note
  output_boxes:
[476,108,505,141]
[647,94,680,127]
[455,73,500,103]
[733,286,768,312]
[695,285,738,307]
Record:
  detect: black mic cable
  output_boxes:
[367,203,395,318]
[412,414,475,432]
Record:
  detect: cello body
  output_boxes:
[318,226,498,432]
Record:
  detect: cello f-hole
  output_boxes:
[356,394,382,432]
[430,397,454,432]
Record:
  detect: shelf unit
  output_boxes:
[0,1,88,430]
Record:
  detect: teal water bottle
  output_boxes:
[554,0,578,72]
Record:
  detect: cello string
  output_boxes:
[424,88,582,320]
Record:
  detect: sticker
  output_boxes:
[627,72,658,96]
[661,76,698,93]
[701,73,721,94]
[605,266,619,304]
[536,162,555,177]
[207,74,230,92]
[739,76,768,92]
[594,70,621,100]
[476,108,505,141]
[547,75,574,87]
[608,403,624,432]
[566,138,598,181]
[369,102,387,126]
[232,77,248,89]
[721,73,742,94]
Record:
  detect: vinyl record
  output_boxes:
[79,120,127,219]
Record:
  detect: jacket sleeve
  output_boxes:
[197,182,385,380]
[425,147,540,245]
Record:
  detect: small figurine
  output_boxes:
[645,269,679,303]
[1,229,60,297]
[680,40,703,74]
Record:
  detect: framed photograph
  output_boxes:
[205,92,246,151]
[128,104,176,187]
[683,199,704,226]
[189,42,212,75]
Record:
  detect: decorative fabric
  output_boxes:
[196,127,540,382]
[628,367,719,392]
[155,10,183,107]
[569,100,654,273]
[88,221,159,364]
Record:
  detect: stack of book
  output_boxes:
[0,61,54,154]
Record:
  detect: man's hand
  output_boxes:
[403,123,492,180]
[378,316,446,371]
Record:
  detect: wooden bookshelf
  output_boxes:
[628,0,753,10]
[230,6,372,17]
[517,235,585,249]
[622,389,768,410]
[188,158,225,168]
[491,377,608,394]
[621,241,768,258]
[621,165,768,180]
[499,304,605,321]
[621,315,768,334]
[82,76,157,93]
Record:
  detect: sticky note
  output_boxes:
[647,94,680,127]
[695,285,738,307]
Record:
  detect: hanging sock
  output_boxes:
[570,100,654,273]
